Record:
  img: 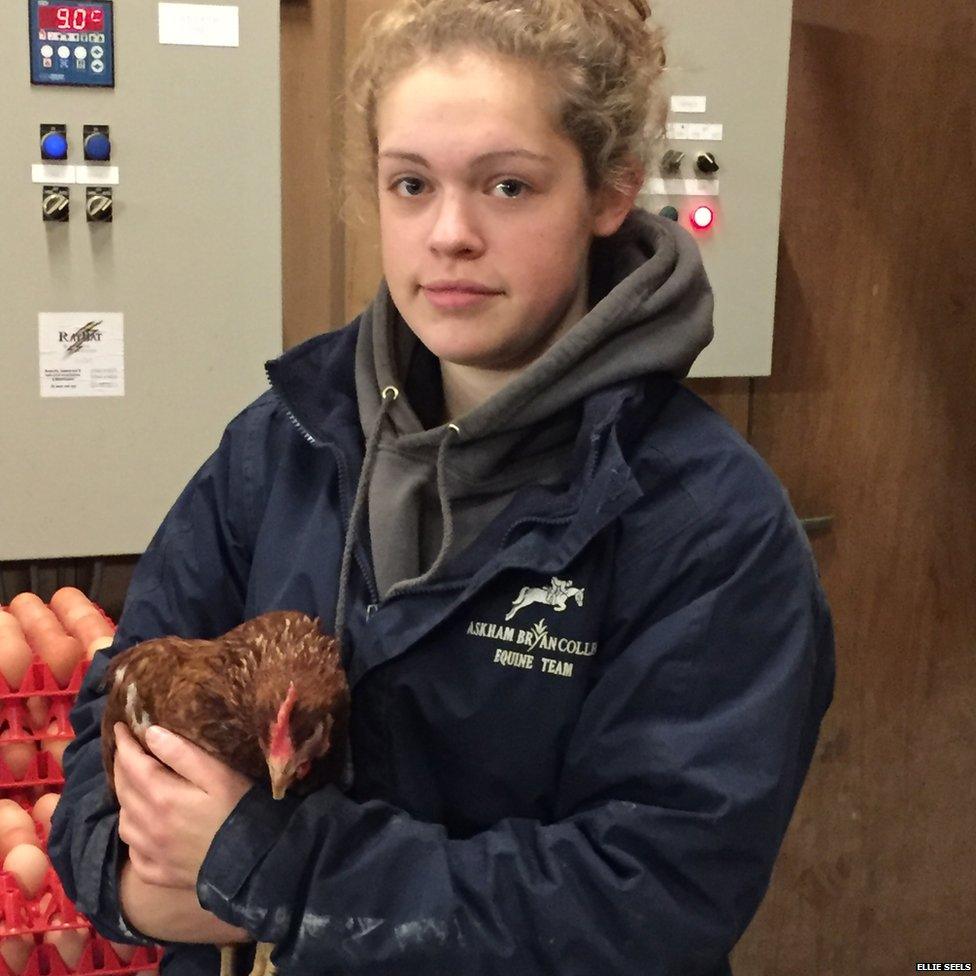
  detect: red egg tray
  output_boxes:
[0,658,92,704]
[0,602,160,975]
[0,601,111,703]
[0,748,66,791]
[0,792,41,815]
[0,937,163,976]
[0,700,75,742]
[0,848,164,974]
[0,868,86,935]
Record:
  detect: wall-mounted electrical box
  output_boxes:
[639,0,795,377]
[0,2,282,560]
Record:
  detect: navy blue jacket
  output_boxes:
[50,321,835,975]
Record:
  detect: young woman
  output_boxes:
[51,1,835,974]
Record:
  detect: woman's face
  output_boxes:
[375,50,632,371]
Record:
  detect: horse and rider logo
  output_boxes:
[505,577,585,621]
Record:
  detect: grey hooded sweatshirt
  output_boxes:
[353,206,714,603]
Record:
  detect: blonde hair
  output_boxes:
[340,0,667,223]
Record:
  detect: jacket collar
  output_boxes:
[265,324,677,685]
[264,324,362,452]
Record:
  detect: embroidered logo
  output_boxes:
[504,576,585,621]
[464,578,594,680]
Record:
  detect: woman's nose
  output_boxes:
[428,192,484,256]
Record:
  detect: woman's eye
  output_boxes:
[389,177,529,199]
[392,177,425,197]
[493,179,528,199]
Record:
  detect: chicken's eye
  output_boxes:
[296,760,311,779]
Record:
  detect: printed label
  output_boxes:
[38,312,124,397]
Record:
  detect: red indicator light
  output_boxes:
[691,205,714,230]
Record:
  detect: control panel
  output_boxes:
[3,1,282,560]
[29,0,114,87]
[637,0,794,377]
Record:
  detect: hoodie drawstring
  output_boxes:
[334,389,461,642]
[384,422,460,601]
[334,385,399,642]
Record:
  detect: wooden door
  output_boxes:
[730,1,976,971]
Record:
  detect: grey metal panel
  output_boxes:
[640,0,794,377]
[1,2,282,559]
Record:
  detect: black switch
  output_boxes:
[86,186,114,222]
[696,151,720,175]
[42,185,70,221]
[661,149,685,174]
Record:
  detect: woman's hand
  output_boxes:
[114,723,254,889]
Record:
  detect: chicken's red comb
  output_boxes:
[269,681,297,759]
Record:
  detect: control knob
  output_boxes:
[695,151,720,174]
[42,186,70,222]
[86,187,113,222]
[661,149,685,174]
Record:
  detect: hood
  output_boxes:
[358,207,713,456]
[335,206,714,636]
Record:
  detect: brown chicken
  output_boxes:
[101,610,350,976]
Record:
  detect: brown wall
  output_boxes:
[733,2,976,970]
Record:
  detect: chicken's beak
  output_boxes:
[267,758,289,800]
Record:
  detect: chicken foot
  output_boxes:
[219,944,236,976]
[248,941,277,976]
[218,941,276,976]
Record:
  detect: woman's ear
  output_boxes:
[591,155,645,237]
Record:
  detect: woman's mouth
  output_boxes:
[423,288,500,310]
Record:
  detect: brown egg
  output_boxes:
[109,940,138,963]
[42,721,71,771]
[0,825,42,861]
[4,843,50,898]
[0,799,34,834]
[0,731,38,781]
[6,593,49,631]
[44,925,89,968]
[0,614,34,692]
[0,933,36,975]
[30,794,60,839]
[25,696,49,731]
[59,603,95,628]
[36,633,83,688]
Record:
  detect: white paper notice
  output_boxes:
[74,165,120,186]
[38,312,125,398]
[31,164,76,184]
[671,95,707,114]
[665,122,724,142]
[158,3,239,47]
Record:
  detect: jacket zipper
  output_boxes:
[264,371,381,608]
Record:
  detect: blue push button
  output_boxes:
[84,131,111,161]
[41,130,68,160]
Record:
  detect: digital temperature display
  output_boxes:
[38,5,105,31]
[30,0,114,87]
